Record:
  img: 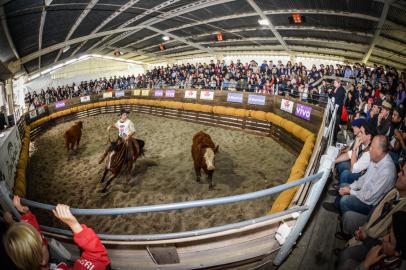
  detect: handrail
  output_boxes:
[18,172,323,216]
[40,206,308,241]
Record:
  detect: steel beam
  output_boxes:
[38,6,47,68]
[93,0,236,53]
[0,6,19,59]
[246,0,290,53]
[54,0,99,63]
[71,0,141,57]
[363,0,394,63]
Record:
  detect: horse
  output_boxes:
[191,131,219,190]
[99,136,144,193]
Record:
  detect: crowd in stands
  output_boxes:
[322,74,406,268]
[25,59,404,110]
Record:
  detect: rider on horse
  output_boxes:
[99,109,144,163]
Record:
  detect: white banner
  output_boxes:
[103,92,113,99]
[80,95,91,102]
[184,90,197,99]
[141,90,150,96]
[200,90,214,100]
[0,126,21,189]
[133,90,141,96]
[280,98,294,113]
[115,91,125,97]
[29,109,37,119]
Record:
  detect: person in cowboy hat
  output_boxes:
[99,109,144,163]
[377,101,393,136]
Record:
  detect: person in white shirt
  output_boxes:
[99,109,143,163]
[334,123,374,186]
[324,136,396,216]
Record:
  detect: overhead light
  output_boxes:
[159,44,166,51]
[216,32,223,41]
[258,19,269,26]
[162,36,170,41]
[289,13,305,24]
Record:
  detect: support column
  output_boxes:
[289,54,296,64]
[5,79,14,124]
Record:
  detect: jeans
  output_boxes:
[339,195,373,215]
[339,170,361,186]
[336,161,350,175]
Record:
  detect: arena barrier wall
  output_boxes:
[5,93,339,269]
[21,97,316,212]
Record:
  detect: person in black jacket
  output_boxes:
[334,78,346,142]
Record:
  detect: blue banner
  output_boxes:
[248,94,266,105]
[227,92,243,103]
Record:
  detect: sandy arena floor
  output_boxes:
[27,113,295,234]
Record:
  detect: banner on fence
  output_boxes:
[37,106,46,115]
[185,90,197,99]
[248,94,266,105]
[103,92,113,99]
[200,90,214,100]
[133,90,141,96]
[141,90,150,96]
[154,90,164,97]
[280,99,294,113]
[0,126,21,189]
[55,101,65,109]
[295,104,312,121]
[29,109,37,119]
[80,96,91,103]
[115,91,125,97]
[227,92,243,103]
[165,90,175,97]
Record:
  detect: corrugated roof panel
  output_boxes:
[387,5,406,26]
[279,30,371,44]
[286,40,366,53]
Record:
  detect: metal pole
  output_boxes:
[0,181,21,219]
[20,172,323,216]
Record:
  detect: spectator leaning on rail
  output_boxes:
[333,121,373,188]
[324,135,396,215]
[3,196,110,270]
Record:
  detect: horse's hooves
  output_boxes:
[100,189,107,193]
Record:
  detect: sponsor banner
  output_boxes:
[115,91,125,97]
[280,98,294,113]
[165,90,175,97]
[133,90,141,96]
[154,90,164,97]
[55,101,65,109]
[141,90,150,96]
[295,103,312,121]
[80,95,91,103]
[37,106,46,115]
[200,90,214,100]
[29,109,37,119]
[184,90,197,99]
[248,94,266,105]
[227,92,243,103]
[0,126,21,189]
[103,92,113,99]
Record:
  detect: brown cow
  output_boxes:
[64,121,83,153]
[191,131,219,190]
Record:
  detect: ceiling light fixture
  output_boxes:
[258,19,269,26]
[162,36,170,41]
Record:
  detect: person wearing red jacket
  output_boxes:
[3,196,110,270]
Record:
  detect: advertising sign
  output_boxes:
[200,90,214,100]
[115,91,125,97]
[141,90,150,96]
[103,92,113,99]
[280,98,294,113]
[154,90,164,97]
[80,96,91,103]
[55,101,65,109]
[295,104,312,121]
[184,90,197,99]
[165,90,175,97]
[29,109,37,119]
[248,94,266,105]
[37,106,46,115]
[133,90,141,96]
[227,92,243,103]
[0,126,22,189]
